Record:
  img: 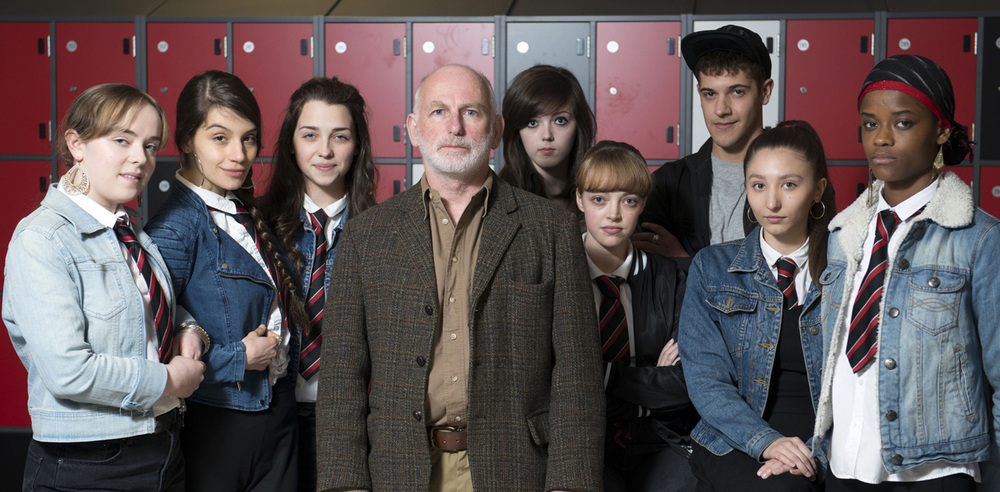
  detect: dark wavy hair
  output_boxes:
[498,65,595,202]
[174,70,309,330]
[744,120,836,286]
[694,50,768,90]
[260,77,377,271]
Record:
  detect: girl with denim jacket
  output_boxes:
[814,55,999,492]
[258,77,377,492]
[3,84,206,491]
[679,121,835,491]
[145,71,309,491]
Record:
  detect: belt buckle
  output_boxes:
[431,426,467,452]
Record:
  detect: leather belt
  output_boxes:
[430,426,467,452]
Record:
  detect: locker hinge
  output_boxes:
[491,36,495,58]
[870,33,875,56]
[310,36,315,58]
[974,32,978,55]
[224,36,228,58]
[48,121,52,141]
[775,34,780,57]
[403,36,407,58]
[132,36,136,57]
[971,123,975,141]
[46,35,51,57]
[586,35,591,58]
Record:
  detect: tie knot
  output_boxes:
[114,217,136,239]
[310,209,328,230]
[879,209,902,240]
[595,275,625,298]
[775,257,798,279]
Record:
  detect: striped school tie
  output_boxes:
[846,209,900,373]
[595,275,629,363]
[299,210,328,380]
[114,217,174,362]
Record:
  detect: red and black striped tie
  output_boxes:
[776,257,798,309]
[846,209,900,373]
[299,210,328,380]
[114,217,174,362]
[596,275,629,363]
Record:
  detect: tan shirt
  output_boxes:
[421,174,492,427]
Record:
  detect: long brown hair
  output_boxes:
[744,120,836,286]
[174,70,309,330]
[498,65,594,202]
[260,77,377,270]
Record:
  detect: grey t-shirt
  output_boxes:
[709,154,747,245]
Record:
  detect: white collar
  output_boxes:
[176,171,239,213]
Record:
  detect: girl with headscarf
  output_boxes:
[812,54,998,491]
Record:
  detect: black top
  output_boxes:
[762,304,815,443]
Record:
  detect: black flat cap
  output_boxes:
[681,25,771,79]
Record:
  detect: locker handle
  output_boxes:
[481,38,489,56]
[39,176,48,193]
[393,39,401,56]
[667,38,676,55]
[38,123,46,140]
[766,36,774,54]
[963,34,971,53]
[123,38,130,55]
[666,126,674,143]
[38,38,45,55]
[214,38,223,56]
[300,39,309,56]
[393,180,401,195]
[393,125,401,142]
[860,35,868,53]
[576,38,585,56]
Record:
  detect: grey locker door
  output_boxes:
[505,22,592,108]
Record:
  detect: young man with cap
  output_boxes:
[635,25,773,258]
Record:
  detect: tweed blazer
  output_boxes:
[316,175,605,491]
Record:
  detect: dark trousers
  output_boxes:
[690,441,821,492]
[297,401,317,492]
[22,420,184,491]
[826,472,976,492]
[181,375,299,492]
[604,418,696,492]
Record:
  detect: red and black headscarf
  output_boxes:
[858,54,972,165]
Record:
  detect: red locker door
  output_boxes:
[887,18,977,134]
[980,167,1000,219]
[411,23,496,159]
[233,23,316,158]
[326,23,407,159]
[0,23,52,155]
[827,165,871,212]
[55,22,136,123]
[596,22,681,160]
[147,23,227,156]
[785,19,874,160]
[0,160,52,427]
[375,163,407,203]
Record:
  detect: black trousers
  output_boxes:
[826,472,976,492]
[181,375,299,492]
[297,401,317,492]
[689,441,822,492]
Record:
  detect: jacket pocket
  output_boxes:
[906,268,964,335]
[77,262,128,321]
[526,408,549,447]
[705,289,756,353]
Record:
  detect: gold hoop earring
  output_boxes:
[747,206,758,224]
[59,164,90,195]
[810,201,826,219]
[933,146,945,171]
[240,159,263,190]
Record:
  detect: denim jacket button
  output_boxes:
[810,327,819,336]
[221,263,228,269]
[888,307,900,318]
[928,277,940,288]
[886,410,898,421]
[896,258,909,270]
[891,454,903,465]
[259,399,266,406]
[884,358,897,370]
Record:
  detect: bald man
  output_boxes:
[316,64,604,492]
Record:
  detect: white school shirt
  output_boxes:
[295,193,347,403]
[829,179,979,484]
[176,173,290,385]
[582,235,636,386]
[61,188,179,416]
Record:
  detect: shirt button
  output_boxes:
[451,375,459,382]
[424,305,433,315]
[442,218,449,225]
[413,410,422,421]
[891,454,904,466]
[451,256,458,263]
[884,358,897,370]
[886,410,898,421]
[416,356,426,367]
[928,277,940,288]
[896,258,910,270]
[888,307,900,318]
[449,296,455,303]
[455,416,462,422]
[450,333,457,340]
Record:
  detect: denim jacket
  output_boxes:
[812,172,1000,473]
[2,186,171,441]
[145,183,290,411]
[679,229,826,464]
[295,205,347,300]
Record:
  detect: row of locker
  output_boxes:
[1,16,998,163]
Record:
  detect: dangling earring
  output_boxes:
[240,158,263,190]
[933,146,945,172]
[59,163,90,195]
[866,167,877,207]
[747,206,758,224]
[810,201,826,219]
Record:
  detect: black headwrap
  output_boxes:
[858,54,972,165]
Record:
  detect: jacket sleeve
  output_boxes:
[973,219,1000,449]
[144,218,247,384]
[544,214,606,492]
[678,252,784,461]
[316,224,372,491]
[2,227,168,412]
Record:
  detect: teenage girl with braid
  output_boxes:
[259,77,377,492]
[146,70,309,491]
